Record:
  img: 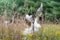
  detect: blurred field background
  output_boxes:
[0,0,60,40]
[0,23,60,40]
